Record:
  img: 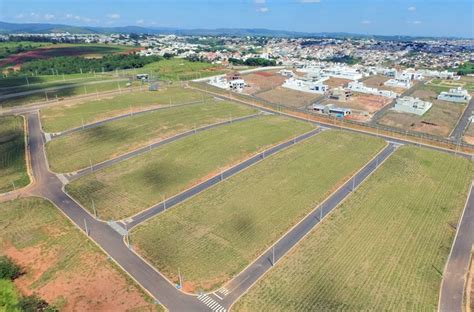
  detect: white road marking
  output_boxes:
[197,294,226,312]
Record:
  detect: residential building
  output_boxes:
[437,87,472,103]
[392,96,432,115]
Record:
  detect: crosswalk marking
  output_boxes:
[197,294,226,312]
[218,287,230,296]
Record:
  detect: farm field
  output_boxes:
[0,43,136,69]
[378,84,465,137]
[0,116,29,193]
[0,79,137,108]
[0,41,52,64]
[233,146,473,312]
[131,130,386,292]
[40,86,210,133]
[66,115,314,220]
[46,100,257,173]
[257,86,323,108]
[141,58,226,80]
[0,197,162,311]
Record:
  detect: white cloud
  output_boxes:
[136,19,144,24]
[256,7,269,13]
[107,13,120,20]
[44,14,55,20]
[408,6,416,11]
[299,0,321,3]
[413,20,421,24]
[15,13,24,19]
[362,20,371,24]
[254,0,266,3]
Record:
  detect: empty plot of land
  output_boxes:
[464,123,474,145]
[241,72,285,95]
[379,85,465,137]
[0,116,29,193]
[363,74,405,93]
[66,116,313,220]
[46,100,257,173]
[131,130,385,292]
[257,86,323,108]
[233,146,473,312]
[1,80,136,108]
[0,197,161,311]
[40,86,210,133]
[324,77,351,88]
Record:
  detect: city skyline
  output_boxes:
[0,0,473,38]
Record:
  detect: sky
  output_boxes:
[0,0,473,38]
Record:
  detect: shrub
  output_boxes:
[0,257,22,280]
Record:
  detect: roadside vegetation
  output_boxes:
[131,130,385,292]
[0,197,162,311]
[66,116,314,220]
[40,86,211,133]
[45,100,257,172]
[234,146,473,311]
[0,116,29,193]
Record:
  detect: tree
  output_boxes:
[0,256,22,280]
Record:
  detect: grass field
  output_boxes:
[233,146,473,312]
[0,279,19,311]
[131,130,385,292]
[46,100,257,173]
[141,58,226,81]
[0,79,137,108]
[0,197,162,311]
[0,72,100,89]
[0,116,29,193]
[40,86,211,133]
[66,116,314,220]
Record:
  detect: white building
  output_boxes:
[208,76,246,92]
[282,77,328,94]
[384,77,412,89]
[392,96,432,115]
[437,87,472,103]
[279,69,294,77]
[347,81,398,99]
[312,103,352,117]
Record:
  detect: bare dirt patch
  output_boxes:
[241,72,286,95]
[363,75,405,93]
[463,123,474,145]
[256,86,323,108]
[324,77,352,88]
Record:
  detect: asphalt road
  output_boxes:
[438,182,474,312]
[25,112,212,312]
[220,142,398,309]
[125,128,323,228]
[64,113,262,180]
[3,94,471,311]
[449,98,474,142]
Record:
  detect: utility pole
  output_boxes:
[12,181,16,191]
[89,158,93,173]
[84,218,89,236]
[352,176,355,191]
[82,117,85,129]
[272,246,275,266]
[92,198,97,219]
[45,92,49,102]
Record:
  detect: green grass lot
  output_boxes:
[46,100,257,173]
[66,116,313,220]
[0,116,29,193]
[141,58,226,81]
[0,74,113,95]
[0,279,20,311]
[40,86,211,133]
[0,79,136,108]
[0,197,161,311]
[131,130,386,291]
[233,147,473,312]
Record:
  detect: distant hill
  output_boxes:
[0,21,464,40]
